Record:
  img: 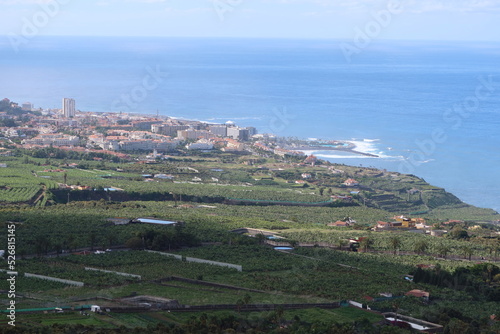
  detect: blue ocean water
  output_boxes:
[1,36,499,212]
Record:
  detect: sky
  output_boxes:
[1,0,500,41]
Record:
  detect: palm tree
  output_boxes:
[89,231,98,251]
[388,236,402,255]
[487,264,495,285]
[461,245,473,260]
[413,239,429,255]
[64,235,75,252]
[436,244,451,259]
[34,235,50,257]
[255,233,266,245]
[242,293,252,306]
[359,237,372,253]
[53,243,62,257]
[106,232,117,248]
[235,299,244,313]
[337,238,347,250]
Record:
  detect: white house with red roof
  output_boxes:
[343,178,359,187]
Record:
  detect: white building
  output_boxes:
[152,124,189,137]
[208,125,227,137]
[119,140,154,151]
[186,139,214,150]
[177,129,212,140]
[62,98,76,118]
[227,127,249,141]
[23,134,80,146]
[22,102,33,111]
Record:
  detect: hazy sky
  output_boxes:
[1,0,500,41]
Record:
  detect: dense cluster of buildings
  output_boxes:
[0,98,305,157]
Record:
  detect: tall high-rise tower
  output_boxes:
[62,98,76,118]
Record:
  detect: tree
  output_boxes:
[106,232,118,248]
[359,237,372,253]
[235,299,244,314]
[450,226,469,240]
[54,243,62,257]
[444,318,470,334]
[34,235,51,256]
[271,306,285,325]
[413,239,429,255]
[255,233,266,245]
[125,237,143,250]
[461,245,473,260]
[242,293,252,305]
[436,244,451,259]
[388,236,402,255]
[337,238,347,250]
[89,231,98,251]
[487,264,495,285]
[64,235,77,253]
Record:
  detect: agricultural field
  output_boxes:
[0,307,386,331]
[0,153,499,332]
[0,160,57,204]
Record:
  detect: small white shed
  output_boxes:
[90,305,101,313]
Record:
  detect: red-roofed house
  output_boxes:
[343,178,359,187]
[406,289,429,300]
[328,221,351,227]
[376,221,390,229]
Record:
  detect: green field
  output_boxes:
[0,153,499,333]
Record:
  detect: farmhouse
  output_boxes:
[343,178,359,187]
[406,289,430,301]
[328,221,351,227]
[375,221,390,230]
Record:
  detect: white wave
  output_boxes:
[303,146,405,160]
[348,140,380,154]
[315,154,377,159]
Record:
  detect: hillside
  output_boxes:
[1,150,500,333]
[0,152,498,222]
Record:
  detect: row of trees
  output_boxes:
[125,226,200,251]
[413,263,500,301]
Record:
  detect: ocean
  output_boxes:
[1,36,499,212]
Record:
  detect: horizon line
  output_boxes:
[2,35,500,45]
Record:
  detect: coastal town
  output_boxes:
[0,97,320,159]
[2,97,499,234]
